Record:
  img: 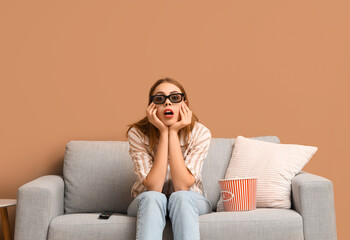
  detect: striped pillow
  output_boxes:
[216,135,318,211]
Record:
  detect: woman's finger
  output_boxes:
[182,102,188,114]
[147,102,153,113]
[149,106,154,118]
[180,106,185,120]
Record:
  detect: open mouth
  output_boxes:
[164,109,174,118]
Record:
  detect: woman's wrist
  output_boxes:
[168,128,178,135]
[160,128,169,135]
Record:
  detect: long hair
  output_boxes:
[125,77,199,155]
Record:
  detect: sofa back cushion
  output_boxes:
[63,141,135,214]
[63,136,280,214]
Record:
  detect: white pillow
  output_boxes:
[216,135,318,211]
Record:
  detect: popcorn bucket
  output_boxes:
[218,177,257,211]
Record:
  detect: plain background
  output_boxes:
[0,0,349,239]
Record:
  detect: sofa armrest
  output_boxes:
[291,171,337,240]
[14,175,64,240]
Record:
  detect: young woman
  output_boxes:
[125,78,212,240]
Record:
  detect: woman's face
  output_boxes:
[151,83,186,126]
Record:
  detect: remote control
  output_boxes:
[98,210,114,219]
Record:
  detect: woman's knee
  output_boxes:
[168,190,193,205]
[139,190,167,204]
[128,191,167,217]
[167,190,198,216]
[140,190,166,198]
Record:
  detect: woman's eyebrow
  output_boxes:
[155,90,179,94]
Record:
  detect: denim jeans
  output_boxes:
[127,190,212,240]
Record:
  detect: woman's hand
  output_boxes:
[169,101,192,133]
[146,102,168,133]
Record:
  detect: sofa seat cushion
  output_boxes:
[48,209,303,240]
[48,213,137,240]
[48,213,175,240]
[200,208,303,240]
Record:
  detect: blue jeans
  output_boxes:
[127,190,212,240]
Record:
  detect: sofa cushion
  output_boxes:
[199,208,303,240]
[48,213,175,240]
[63,141,136,214]
[48,213,136,240]
[216,136,318,211]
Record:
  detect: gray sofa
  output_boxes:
[14,136,337,240]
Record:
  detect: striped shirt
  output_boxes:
[127,121,212,199]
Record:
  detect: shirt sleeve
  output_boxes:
[184,126,212,182]
[127,127,153,183]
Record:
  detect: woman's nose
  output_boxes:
[164,99,172,106]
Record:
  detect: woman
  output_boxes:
[125,77,212,240]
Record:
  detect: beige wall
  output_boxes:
[1,1,349,239]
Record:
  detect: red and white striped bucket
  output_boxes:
[218,177,257,211]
